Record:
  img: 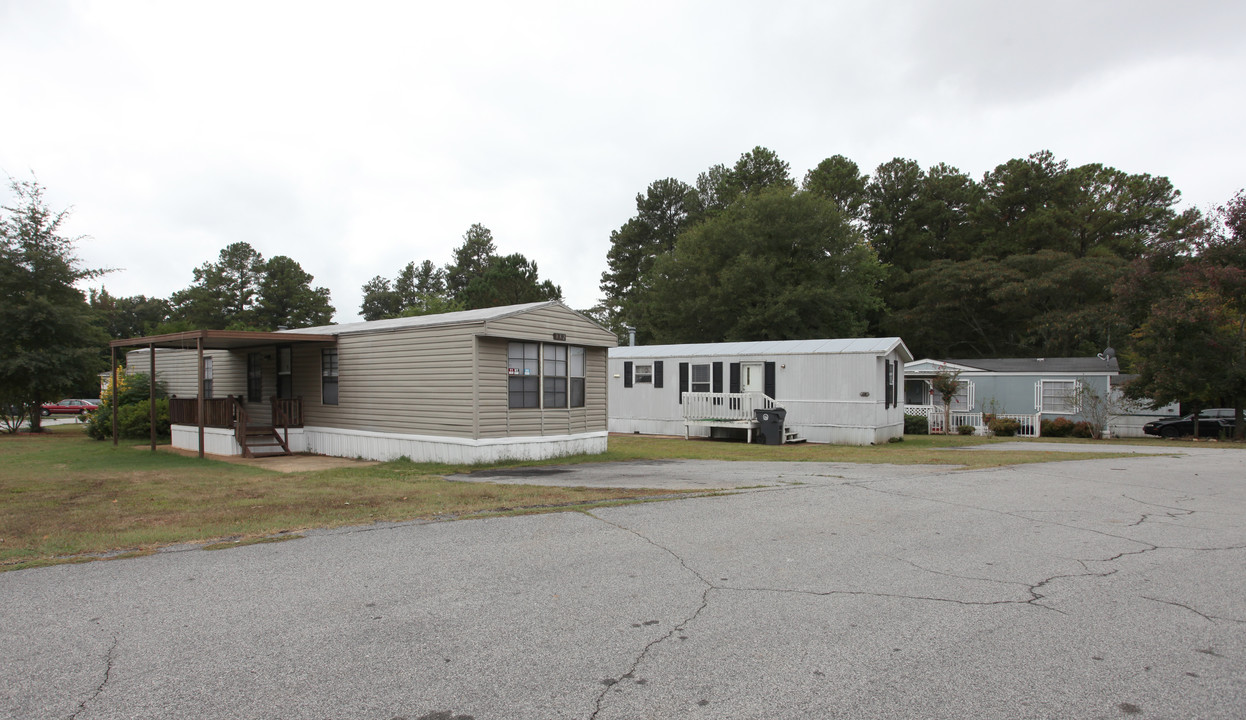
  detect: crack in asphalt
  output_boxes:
[69,633,118,720]
[584,513,711,720]
[1142,596,1246,625]
[581,468,1245,718]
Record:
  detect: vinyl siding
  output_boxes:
[125,348,244,398]
[299,326,477,437]
[481,304,617,347]
[478,338,608,439]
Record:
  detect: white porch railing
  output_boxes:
[682,392,777,422]
[918,407,1039,437]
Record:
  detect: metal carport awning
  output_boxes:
[108,329,338,458]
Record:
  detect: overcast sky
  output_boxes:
[3,0,1243,323]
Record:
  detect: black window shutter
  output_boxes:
[712,362,723,393]
[764,362,776,399]
[892,360,899,408]
[679,362,689,404]
[884,360,892,407]
[729,363,741,394]
[624,361,633,388]
[891,360,898,408]
[653,360,664,388]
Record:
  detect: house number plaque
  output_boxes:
[553,333,567,341]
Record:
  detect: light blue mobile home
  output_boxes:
[903,356,1168,436]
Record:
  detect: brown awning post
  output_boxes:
[110,346,118,446]
[197,337,205,459]
[149,342,156,452]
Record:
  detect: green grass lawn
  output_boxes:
[0,428,688,571]
[0,427,1179,571]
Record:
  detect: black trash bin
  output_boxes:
[754,407,787,445]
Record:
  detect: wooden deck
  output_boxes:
[682,391,779,443]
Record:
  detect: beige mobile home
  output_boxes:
[609,338,913,445]
[112,301,617,463]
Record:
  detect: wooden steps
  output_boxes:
[239,425,291,458]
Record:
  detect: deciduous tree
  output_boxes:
[640,187,883,343]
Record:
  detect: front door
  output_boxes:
[741,362,765,393]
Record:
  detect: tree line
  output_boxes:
[598,147,1244,424]
[357,223,561,320]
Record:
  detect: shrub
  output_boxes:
[957,424,975,435]
[86,371,169,440]
[904,414,929,435]
[1040,417,1075,437]
[1071,421,1094,438]
[988,417,1020,437]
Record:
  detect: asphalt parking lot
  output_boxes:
[1,446,1243,719]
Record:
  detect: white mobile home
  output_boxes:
[112,301,617,463]
[609,338,913,445]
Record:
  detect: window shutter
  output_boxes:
[1035,380,1042,411]
[884,360,892,407]
[679,362,689,404]
[712,362,723,393]
[653,360,664,388]
[623,361,633,388]
[729,363,741,394]
[764,362,776,399]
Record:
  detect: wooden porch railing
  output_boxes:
[168,396,304,430]
[231,396,249,447]
[682,392,777,422]
[271,397,302,428]
[169,397,235,428]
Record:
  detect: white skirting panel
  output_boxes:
[608,418,903,446]
[171,424,606,463]
[300,427,608,463]
[170,425,306,456]
[171,425,241,456]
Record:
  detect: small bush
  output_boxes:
[957,424,976,435]
[1041,417,1075,437]
[988,417,1020,437]
[904,414,929,435]
[888,435,904,443]
[86,372,169,440]
[1071,421,1094,438]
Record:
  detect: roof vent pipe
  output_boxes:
[625,326,636,346]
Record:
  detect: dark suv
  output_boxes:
[1143,409,1237,438]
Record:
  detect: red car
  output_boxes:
[40,399,100,416]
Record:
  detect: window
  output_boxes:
[634,364,653,383]
[904,379,928,406]
[570,346,585,408]
[544,344,568,408]
[247,353,262,402]
[932,379,974,410]
[510,342,586,409]
[321,349,339,405]
[691,363,711,393]
[1037,380,1078,414]
[202,356,214,399]
[276,346,292,399]
[508,342,539,408]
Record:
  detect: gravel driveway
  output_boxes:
[1,446,1243,719]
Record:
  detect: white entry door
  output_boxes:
[741,362,765,392]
